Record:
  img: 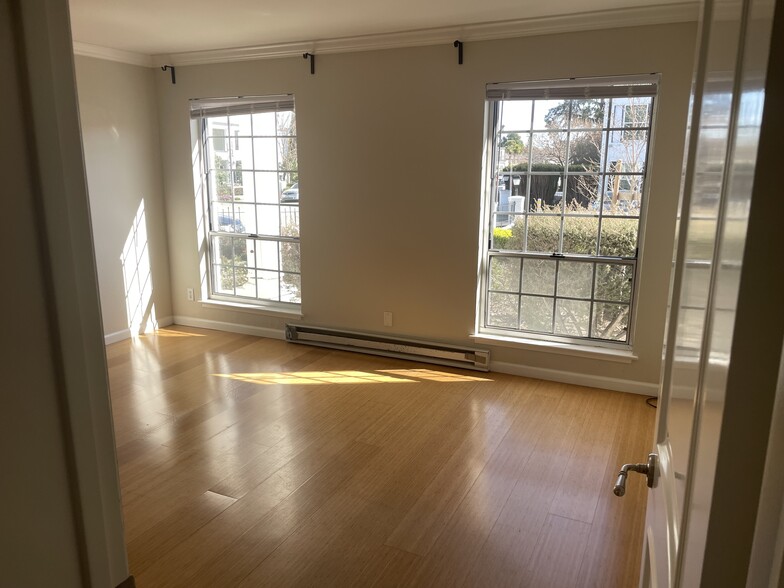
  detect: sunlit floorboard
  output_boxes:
[107,325,655,587]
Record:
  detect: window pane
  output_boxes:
[253,138,278,170]
[230,138,253,168]
[281,273,301,303]
[492,218,523,249]
[487,292,519,328]
[254,172,279,204]
[501,100,532,131]
[213,265,233,295]
[570,99,607,129]
[234,267,256,298]
[256,204,280,236]
[592,303,630,341]
[498,133,529,169]
[278,138,298,171]
[213,236,238,264]
[600,218,639,257]
[257,270,280,301]
[568,131,603,172]
[565,175,600,212]
[242,238,257,269]
[533,99,568,130]
[234,203,255,234]
[531,132,567,165]
[228,113,252,136]
[526,215,560,253]
[490,256,521,292]
[252,111,276,136]
[528,175,562,212]
[557,261,593,298]
[257,240,279,271]
[602,175,643,216]
[280,242,300,273]
[280,206,300,238]
[562,216,598,255]
[595,263,633,302]
[555,299,591,337]
[276,110,296,136]
[521,258,556,295]
[521,296,554,333]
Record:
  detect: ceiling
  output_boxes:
[68,0,691,57]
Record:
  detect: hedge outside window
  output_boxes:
[191,95,301,307]
[478,76,658,345]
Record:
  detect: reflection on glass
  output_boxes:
[487,292,519,328]
[521,296,554,332]
[555,299,591,337]
[557,261,593,298]
[592,303,629,340]
[595,263,633,302]
[521,258,556,296]
[490,257,521,292]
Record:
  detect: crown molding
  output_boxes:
[73,2,699,69]
[155,2,698,67]
[73,41,154,68]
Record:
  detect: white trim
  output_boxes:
[136,3,696,67]
[473,333,637,363]
[103,328,130,345]
[200,299,303,319]
[102,316,174,345]
[72,41,153,68]
[173,315,286,340]
[491,360,659,396]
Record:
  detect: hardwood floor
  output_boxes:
[107,326,655,587]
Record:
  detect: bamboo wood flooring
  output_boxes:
[107,326,655,587]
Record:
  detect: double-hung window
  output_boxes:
[477,75,658,346]
[191,95,301,308]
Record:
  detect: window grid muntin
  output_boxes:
[201,103,300,306]
[485,252,635,343]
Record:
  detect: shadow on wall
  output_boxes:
[121,199,158,335]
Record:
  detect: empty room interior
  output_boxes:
[4,0,784,586]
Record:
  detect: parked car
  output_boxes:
[280,183,299,203]
[217,214,245,233]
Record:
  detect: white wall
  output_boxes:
[76,56,173,342]
[155,22,696,392]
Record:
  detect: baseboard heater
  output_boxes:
[285,324,490,372]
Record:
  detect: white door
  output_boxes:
[630,0,783,586]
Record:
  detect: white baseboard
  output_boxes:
[491,360,660,397]
[172,315,286,340]
[104,328,131,345]
[157,317,658,395]
[103,316,174,345]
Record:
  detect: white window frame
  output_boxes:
[476,75,660,349]
[191,94,301,312]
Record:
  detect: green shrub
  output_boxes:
[498,205,637,258]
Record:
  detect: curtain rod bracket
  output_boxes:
[453,40,463,65]
[161,65,176,84]
[303,52,315,75]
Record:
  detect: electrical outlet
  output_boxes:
[383,311,393,327]
[187,288,194,301]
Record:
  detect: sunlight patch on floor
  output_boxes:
[378,368,493,383]
[213,370,416,385]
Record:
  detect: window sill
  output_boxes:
[200,299,303,319]
[471,332,636,363]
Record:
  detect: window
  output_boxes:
[478,75,657,346]
[191,95,301,307]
